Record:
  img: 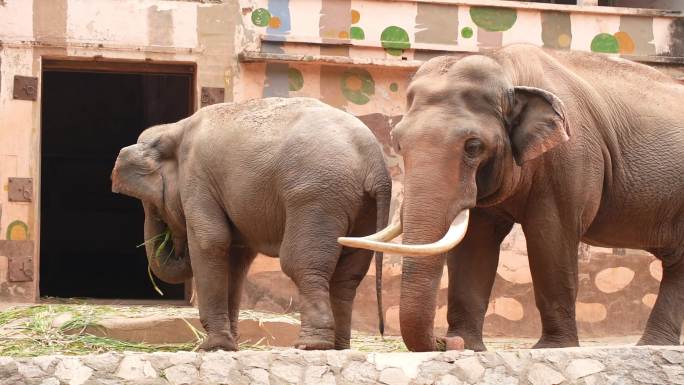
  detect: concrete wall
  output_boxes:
[1,0,683,339]
[0,0,241,300]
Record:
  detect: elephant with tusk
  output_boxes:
[112,97,391,351]
[339,44,684,352]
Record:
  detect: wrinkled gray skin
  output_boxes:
[112,97,390,351]
[392,44,684,351]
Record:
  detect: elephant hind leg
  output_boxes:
[329,247,373,350]
[330,207,376,349]
[638,248,684,346]
[279,205,348,350]
[227,246,257,343]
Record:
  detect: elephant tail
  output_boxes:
[371,176,391,337]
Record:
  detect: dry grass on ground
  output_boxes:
[0,303,409,356]
[0,304,202,356]
[0,303,638,357]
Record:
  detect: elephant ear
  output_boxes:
[506,86,570,165]
[111,142,163,204]
[111,128,177,205]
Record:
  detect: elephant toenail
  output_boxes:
[445,336,465,351]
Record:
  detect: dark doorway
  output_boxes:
[40,61,194,300]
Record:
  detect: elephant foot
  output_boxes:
[637,334,680,346]
[199,333,237,352]
[294,337,335,350]
[295,327,335,350]
[436,336,465,351]
[334,337,351,350]
[532,336,579,349]
[446,331,486,351]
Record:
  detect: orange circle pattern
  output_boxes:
[351,9,360,24]
[614,31,635,54]
[268,16,281,29]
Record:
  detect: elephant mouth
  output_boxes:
[141,204,193,285]
[144,212,188,266]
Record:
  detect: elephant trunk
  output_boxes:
[399,195,451,352]
[143,205,192,285]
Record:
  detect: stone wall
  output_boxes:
[1,346,683,385]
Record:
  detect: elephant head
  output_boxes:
[339,54,570,351]
[111,123,192,284]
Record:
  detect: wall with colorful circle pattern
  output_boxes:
[235,0,684,340]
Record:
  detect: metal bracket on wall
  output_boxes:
[0,240,34,282]
[200,87,225,107]
[13,76,38,101]
[8,178,33,202]
[9,256,34,282]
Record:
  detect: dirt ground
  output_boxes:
[0,301,640,357]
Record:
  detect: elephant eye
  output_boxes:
[464,138,484,157]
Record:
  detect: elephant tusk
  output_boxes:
[337,220,400,250]
[338,210,469,257]
[345,220,403,244]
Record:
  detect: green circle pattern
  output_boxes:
[350,26,365,40]
[470,7,517,32]
[251,8,271,27]
[381,26,410,56]
[591,33,619,53]
[389,83,398,92]
[288,68,304,92]
[461,27,474,39]
[341,68,375,105]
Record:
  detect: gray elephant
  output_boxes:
[341,44,684,351]
[111,97,390,351]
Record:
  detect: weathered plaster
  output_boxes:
[197,2,239,102]
[33,0,67,44]
[415,3,459,45]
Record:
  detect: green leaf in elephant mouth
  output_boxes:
[137,228,175,296]
[137,228,175,262]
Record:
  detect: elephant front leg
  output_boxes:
[523,216,580,349]
[446,209,513,351]
[186,203,236,351]
[638,249,684,346]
